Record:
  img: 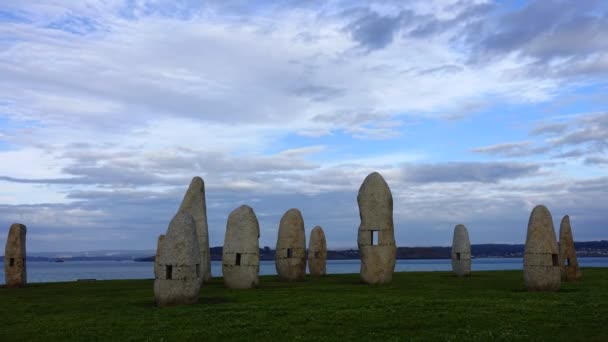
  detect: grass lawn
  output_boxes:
[1,268,607,341]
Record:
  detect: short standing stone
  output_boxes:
[523,205,561,291]
[308,226,327,276]
[4,223,27,288]
[559,215,582,281]
[178,176,212,283]
[154,234,165,278]
[357,172,396,284]
[154,212,202,307]
[275,208,306,281]
[222,205,260,289]
[451,224,471,277]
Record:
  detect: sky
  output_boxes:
[0,0,607,252]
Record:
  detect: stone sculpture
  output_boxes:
[154,234,165,278]
[451,224,471,277]
[559,215,582,281]
[357,172,396,284]
[222,205,260,289]
[4,223,27,288]
[523,205,560,291]
[308,226,327,276]
[275,208,306,281]
[178,176,211,283]
[154,212,201,306]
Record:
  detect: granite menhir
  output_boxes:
[154,212,202,306]
[275,208,306,281]
[357,172,396,285]
[451,224,471,277]
[177,176,212,284]
[559,215,582,281]
[308,226,327,277]
[523,205,560,291]
[222,205,260,289]
[4,223,27,288]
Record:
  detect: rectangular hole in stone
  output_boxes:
[566,258,571,266]
[314,251,319,259]
[166,265,173,280]
[552,254,559,267]
[287,248,293,258]
[236,253,241,266]
[456,253,461,260]
[9,258,14,267]
[371,230,378,246]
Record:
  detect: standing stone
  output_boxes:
[559,215,582,281]
[178,176,211,283]
[308,226,327,276]
[4,223,27,288]
[523,205,561,291]
[154,234,165,278]
[275,209,306,281]
[451,224,471,277]
[154,212,201,307]
[222,205,260,289]
[357,172,396,285]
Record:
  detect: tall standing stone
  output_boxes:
[559,215,582,281]
[275,208,306,281]
[308,226,327,276]
[154,234,165,278]
[222,205,260,289]
[451,224,471,277]
[357,172,396,285]
[4,223,27,288]
[178,176,211,283]
[154,212,202,307]
[523,205,561,291]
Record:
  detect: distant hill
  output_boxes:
[5,240,607,262]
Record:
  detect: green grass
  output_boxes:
[1,269,607,341]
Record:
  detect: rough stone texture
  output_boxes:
[222,205,260,289]
[4,223,27,288]
[275,208,306,281]
[154,234,165,278]
[178,176,211,283]
[523,205,561,292]
[451,224,471,277]
[357,172,396,285]
[559,215,582,281]
[308,226,327,276]
[154,212,202,307]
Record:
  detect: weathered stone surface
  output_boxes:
[275,208,306,281]
[154,212,201,307]
[523,205,561,291]
[222,205,260,289]
[308,226,327,276]
[178,176,211,283]
[357,172,396,285]
[154,234,165,278]
[559,215,582,281]
[451,224,471,277]
[4,223,27,288]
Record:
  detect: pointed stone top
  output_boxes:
[231,204,255,217]
[311,225,324,235]
[282,208,304,223]
[453,224,469,241]
[452,224,470,252]
[360,172,389,190]
[278,208,305,244]
[559,215,573,239]
[189,176,204,189]
[525,204,558,254]
[9,223,26,234]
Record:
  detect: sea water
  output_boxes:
[1,258,607,284]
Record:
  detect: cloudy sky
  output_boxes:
[1,0,607,252]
